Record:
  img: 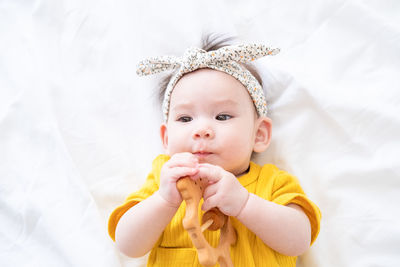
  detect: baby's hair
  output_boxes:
[157,33,264,107]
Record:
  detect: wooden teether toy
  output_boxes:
[177,177,237,267]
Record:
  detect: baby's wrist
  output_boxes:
[155,191,181,209]
[235,191,250,218]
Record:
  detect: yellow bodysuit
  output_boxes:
[108,154,321,266]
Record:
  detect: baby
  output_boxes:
[108,36,321,266]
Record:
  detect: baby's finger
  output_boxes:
[196,163,224,183]
[168,166,199,181]
[203,184,218,200]
[167,153,198,168]
[201,194,219,212]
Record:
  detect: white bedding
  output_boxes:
[1,0,400,266]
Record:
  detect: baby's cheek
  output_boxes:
[224,134,249,150]
[169,137,191,153]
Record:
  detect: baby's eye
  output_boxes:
[177,116,192,123]
[215,114,232,121]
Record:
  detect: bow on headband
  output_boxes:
[136,44,280,121]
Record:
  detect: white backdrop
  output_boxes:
[1,0,400,266]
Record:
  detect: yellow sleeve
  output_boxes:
[107,154,169,241]
[270,169,321,245]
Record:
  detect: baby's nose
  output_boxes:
[193,127,214,139]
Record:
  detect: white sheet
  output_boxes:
[1,0,400,266]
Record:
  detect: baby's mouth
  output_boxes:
[193,151,213,160]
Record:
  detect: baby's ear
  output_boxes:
[160,123,169,150]
[253,117,272,153]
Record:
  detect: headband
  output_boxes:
[136,43,280,121]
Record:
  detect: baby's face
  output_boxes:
[161,69,262,176]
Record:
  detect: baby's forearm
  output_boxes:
[236,193,311,256]
[115,191,179,257]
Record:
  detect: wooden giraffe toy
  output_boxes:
[177,177,237,267]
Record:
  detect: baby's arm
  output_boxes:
[115,153,199,257]
[195,163,311,257]
[115,191,179,257]
[236,194,311,256]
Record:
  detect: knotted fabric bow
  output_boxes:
[136,44,280,121]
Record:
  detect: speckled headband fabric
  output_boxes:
[136,44,280,121]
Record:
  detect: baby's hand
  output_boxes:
[159,153,199,207]
[193,163,249,217]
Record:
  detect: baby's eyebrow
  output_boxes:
[170,103,193,112]
[212,99,239,106]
